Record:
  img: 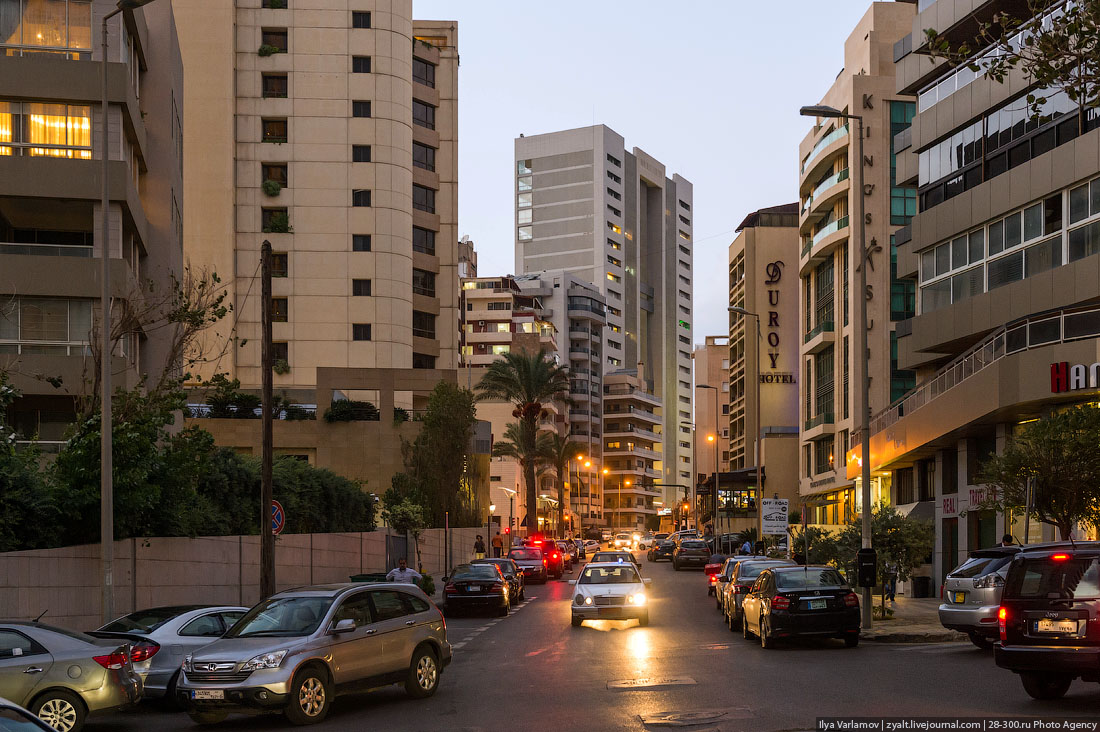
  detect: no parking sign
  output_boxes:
[271,499,285,535]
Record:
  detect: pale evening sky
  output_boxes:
[414,0,873,344]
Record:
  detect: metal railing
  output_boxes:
[0,241,93,257]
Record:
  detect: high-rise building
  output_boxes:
[796,1,915,527]
[603,367,663,531]
[0,0,183,439]
[515,125,694,510]
[861,0,1100,586]
[174,1,459,397]
[693,337,731,474]
[459,275,556,370]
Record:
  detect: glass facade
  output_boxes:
[0,100,90,158]
[890,101,916,226]
[0,0,92,58]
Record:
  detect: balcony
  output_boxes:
[604,423,661,441]
[801,124,848,176]
[603,386,661,407]
[803,320,835,354]
[801,216,849,272]
[807,169,849,219]
[603,405,660,424]
[0,241,92,258]
[812,216,848,248]
[604,444,661,461]
[803,411,836,441]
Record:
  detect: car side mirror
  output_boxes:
[643,578,652,585]
[568,580,576,585]
[330,619,356,634]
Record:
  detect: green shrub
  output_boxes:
[417,573,435,596]
[258,44,279,57]
[272,358,290,374]
[323,399,380,422]
[262,179,282,197]
[393,407,409,424]
[262,211,292,233]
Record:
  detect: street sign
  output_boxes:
[761,498,788,535]
[271,499,285,535]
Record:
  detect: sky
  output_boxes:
[414,0,873,345]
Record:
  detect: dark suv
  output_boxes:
[995,541,1100,699]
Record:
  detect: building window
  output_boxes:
[352,323,371,341]
[351,11,370,28]
[890,101,917,225]
[0,0,92,57]
[413,99,436,129]
[412,310,435,339]
[890,236,915,321]
[352,279,371,296]
[412,57,436,88]
[413,142,436,171]
[352,56,371,73]
[606,272,621,283]
[607,170,621,184]
[607,255,621,267]
[0,297,92,353]
[518,209,532,224]
[413,185,436,213]
[607,187,621,201]
[813,437,834,475]
[261,28,288,52]
[261,207,289,231]
[608,205,621,217]
[413,227,436,255]
[0,101,92,158]
[271,252,288,278]
[262,163,288,186]
[262,118,287,143]
[271,297,288,322]
[413,353,436,369]
[273,341,288,363]
[352,100,371,118]
[606,153,621,167]
[815,346,834,418]
[352,144,371,162]
[261,73,287,98]
[412,269,436,297]
[352,189,371,207]
[890,331,916,403]
[352,234,371,252]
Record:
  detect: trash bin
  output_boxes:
[911,575,932,598]
[349,573,388,583]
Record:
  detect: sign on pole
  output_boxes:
[761,498,789,535]
[271,499,285,536]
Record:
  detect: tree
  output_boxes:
[491,422,550,528]
[475,350,569,536]
[835,502,935,612]
[978,405,1100,539]
[790,526,840,568]
[0,375,56,552]
[541,431,585,537]
[383,498,426,572]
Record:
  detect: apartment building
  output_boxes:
[796,1,916,527]
[515,125,694,511]
[0,0,183,439]
[459,275,556,370]
[174,1,459,399]
[856,0,1100,586]
[603,368,663,531]
[693,335,730,476]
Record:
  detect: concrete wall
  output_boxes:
[0,527,486,632]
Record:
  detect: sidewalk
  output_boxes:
[859,596,967,643]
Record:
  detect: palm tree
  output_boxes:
[477,350,570,536]
[492,422,553,532]
[542,431,585,538]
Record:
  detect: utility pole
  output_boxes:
[260,241,275,599]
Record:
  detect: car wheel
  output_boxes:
[163,669,184,710]
[844,633,860,648]
[518,588,525,601]
[188,711,228,726]
[742,616,754,640]
[1020,673,1072,700]
[498,600,509,617]
[405,645,441,698]
[760,618,775,649]
[571,615,583,627]
[967,631,995,650]
[285,665,332,725]
[32,690,85,732]
[673,561,681,571]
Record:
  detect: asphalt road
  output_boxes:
[89,550,1100,732]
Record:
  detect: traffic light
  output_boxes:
[503,527,511,534]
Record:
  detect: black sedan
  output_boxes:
[741,565,861,648]
[444,563,511,616]
[672,539,710,570]
[472,557,526,602]
[648,540,675,562]
[508,547,549,584]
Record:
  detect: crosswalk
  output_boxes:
[448,596,536,650]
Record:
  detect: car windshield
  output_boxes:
[1005,557,1100,599]
[509,549,542,561]
[225,596,334,638]
[0,706,50,731]
[580,565,641,584]
[616,533,631,539]
[592,553,629,563]
[949,555,1013,579]
[681,540,707,549]
[774,568,847,589]
[100,607,198,633]
[453,565,499,580]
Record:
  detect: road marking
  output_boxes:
[607,677,697,690]
[639,708,752,725]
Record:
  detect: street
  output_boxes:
[89,552,1100,732]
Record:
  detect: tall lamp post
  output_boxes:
[100,0,159,624]
[501,488,517,549]
[800,104,872,630]
[679,421,698,530]
[697,384,719,539]
[728,306,765,549]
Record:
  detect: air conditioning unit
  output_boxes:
[478,320,485,326]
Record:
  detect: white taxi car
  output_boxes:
[613,532,635,549]
[569,562,652,627]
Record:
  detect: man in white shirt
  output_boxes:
[386,558,422,583]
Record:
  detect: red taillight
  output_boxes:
[553,553,559,560]
[444,583,456,593]
[999,606,1008,641]
[844,592,859,608]
[710,576,717,584]
[543,559,548,566]
[93,652,128,670]
[1052,553,1070,561]
[490,582,505,594]
[771,595,791,610]
[130,644,160,663]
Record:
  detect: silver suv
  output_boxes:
[938,546,1019,648]
[177,583,450,726]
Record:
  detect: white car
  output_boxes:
[613,533,635,549]
[569,562,652,627]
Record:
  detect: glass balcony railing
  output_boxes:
[811,168,849,202]
[804,321,835,343]
[801,124,848,174]
[811,215,849,247]
[804,412,835,431]
[801,239,813,259]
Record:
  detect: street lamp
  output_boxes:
[800,103,872,629]
[728,306,765,551]
[100,0,160,625]
[501,488,516,548]
[697,384,720,540]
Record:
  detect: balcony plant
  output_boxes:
[272,358,290,375]
[261,179,282,197]
[323,399,380,422]
[258,44,279,57]
[262,211,292,234]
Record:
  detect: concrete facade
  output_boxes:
[602,368,663,532]
[515,125,694,511]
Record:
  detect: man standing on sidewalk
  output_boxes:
[386,558,422,584]
[492,532,504,558]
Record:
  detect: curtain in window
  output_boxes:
[0,0,21,45]
[0,101,13,156]
[26,102,67,156]
[22,0,66,47]
[68,103,90,157]
[20,298,68,341]
[68,0,89,49]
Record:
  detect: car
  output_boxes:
[672,539,710,570]
[507,547,549,584]
[589,550,639,567]
[583,540,601,555]
[528,537,565,578]
[89,605,249,704]
[705,555,731,595]
[938,546,1019,648]
[740,566,861,648]
[555,541,577,570]
[444,563,512,617]
[570,562,653,627]
[723,559,797,627]
[613,533,635,550]
[0,621,143,732]
[0,698,55,731]
[666,529,698,543]
[648,540,675,563]
[177,582,450,725]
[470,558,525,603]
[637,533,656,550]
[994,541,1100,700]
[600,531,613,543]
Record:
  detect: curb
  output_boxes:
[860,629,967,643]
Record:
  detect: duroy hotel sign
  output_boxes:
[760,260,795,385]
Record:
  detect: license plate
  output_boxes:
[954,591,965,604]
[468,585,480,592]
[808,599,827,610]
[191,690,224,701]
[1036,618,1079,635]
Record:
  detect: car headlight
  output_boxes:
[584,596,593,606]
[241,650,288,671]
[627,593,646,605]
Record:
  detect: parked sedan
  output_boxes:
[470,558,525,602]
[570,562,653,627]
[91,605,248,703]
[741,566,861,648]
[0,622,143,732]
[508,547,548,584]
[0,698,54,731]
[178,583,450,725]
[444,564,511,617]
[722,559,797,627]
[938,546,1018,649]
[672,539,710,570]
[648,540,675,562]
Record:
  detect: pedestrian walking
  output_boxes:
[885,560,898,602]
[386,558,422,584]
[491,532,504,558]
[474,534,486,559]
